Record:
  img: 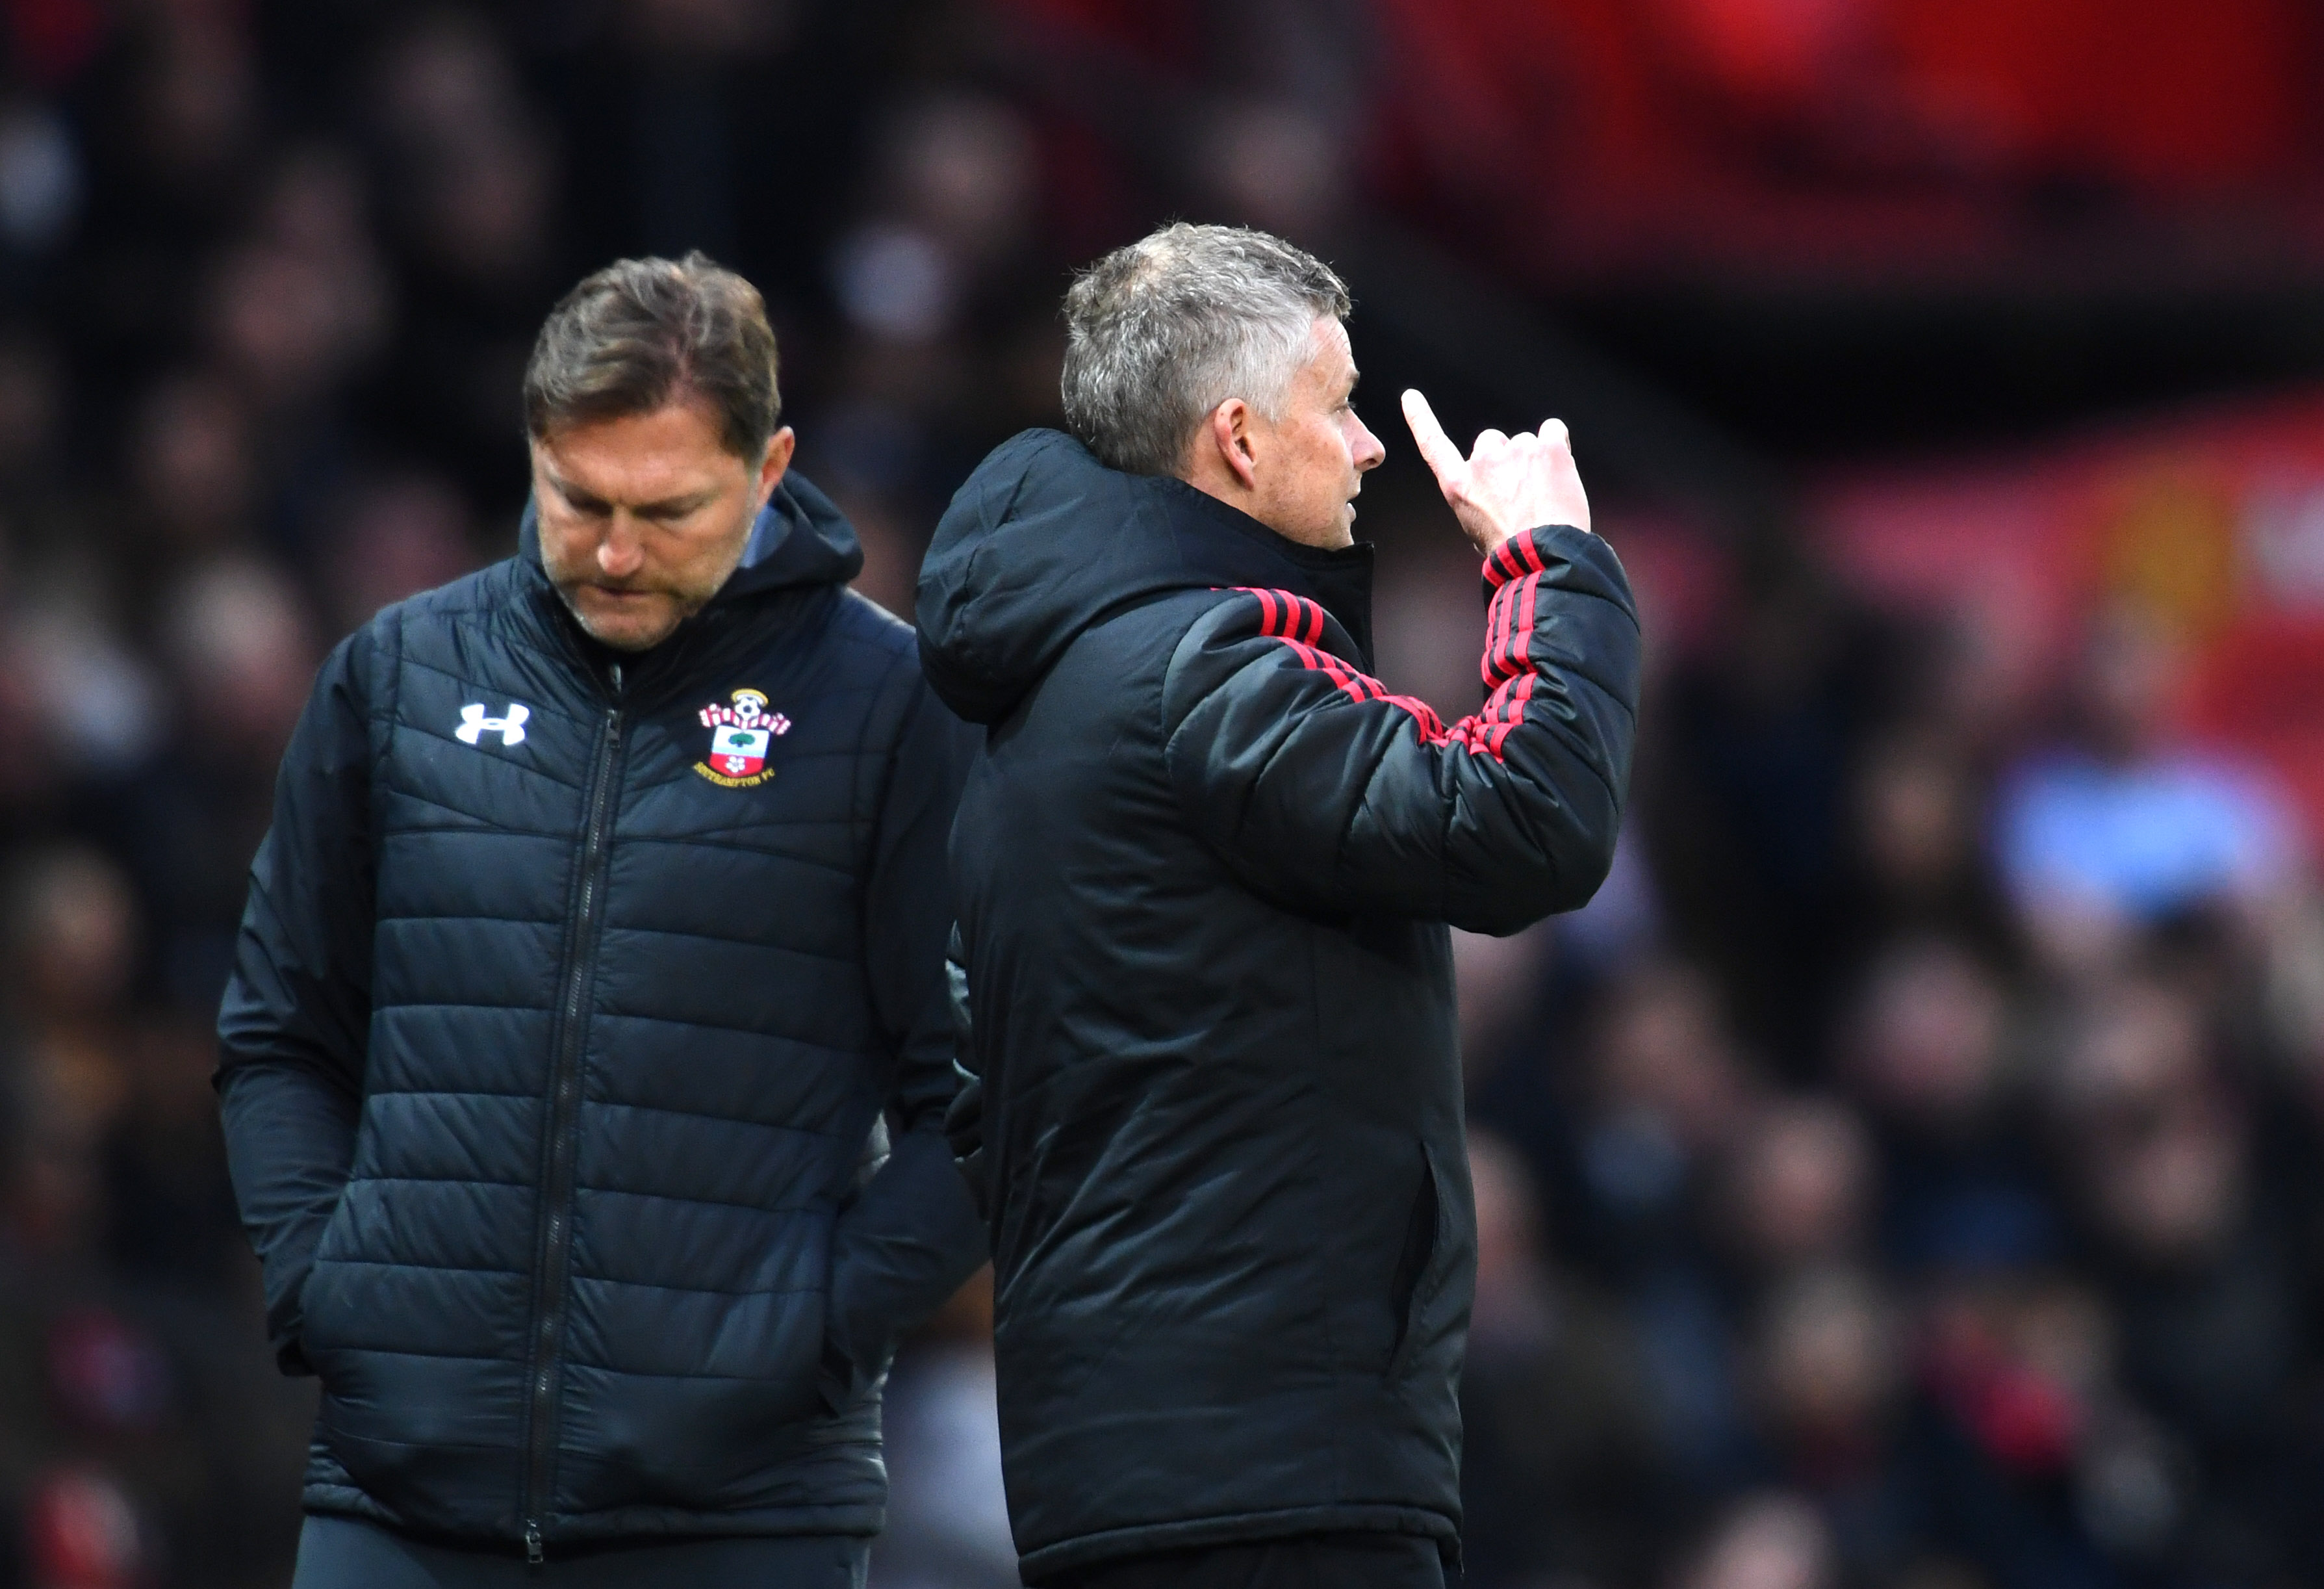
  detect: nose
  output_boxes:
[1350,411,1386,473]
[597,515,646,579]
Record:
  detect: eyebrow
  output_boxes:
[550,474,717,517]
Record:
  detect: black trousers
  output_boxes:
[290,1515,869,1588]
[1036,1532,1448,1589]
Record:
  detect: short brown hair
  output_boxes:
[522,252,780,457]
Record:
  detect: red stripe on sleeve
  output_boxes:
[1281,635,1372,705]
[1232,587,1539,753]
[1488,671,1539,756]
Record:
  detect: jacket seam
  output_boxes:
[580,1100,842,1134]
[576,1185,837,1217]
[564,1275,827,1300]
[589,1007,872,1043]
[594,922,858,961]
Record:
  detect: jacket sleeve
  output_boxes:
[824,667,989,1404]
[1162,523,1640,937]
[214,628,378,1375]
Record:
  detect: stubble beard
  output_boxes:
[550,578,704,653]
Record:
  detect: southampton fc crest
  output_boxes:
[693,688,791,788]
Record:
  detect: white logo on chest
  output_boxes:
[456,703,530,747]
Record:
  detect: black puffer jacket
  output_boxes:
[917,430,1641,1580]
[216,475,985,1555]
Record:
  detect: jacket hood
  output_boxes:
[916,428,1375,726]
[517,468,865,601]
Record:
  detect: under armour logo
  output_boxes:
[456,703,530,747]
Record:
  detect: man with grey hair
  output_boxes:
[919,223,1641,1587]
[218,252,984,1586]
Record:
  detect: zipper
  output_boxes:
[519,661,625,1562]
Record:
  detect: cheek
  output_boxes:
[670,517,751,588]
[537,520,587,573]
[1318,427,1359,491]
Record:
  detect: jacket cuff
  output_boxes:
[1481,523,1584,590]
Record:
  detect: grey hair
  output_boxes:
[1060,223,1351,478]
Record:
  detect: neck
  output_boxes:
[1178,454,1260,525]
[1176,464,1349,551]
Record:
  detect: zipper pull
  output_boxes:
[525,1522,544,1567]
[607,660,624,698]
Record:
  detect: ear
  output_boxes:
[754,426,797,506]
[1207,400,1259,491]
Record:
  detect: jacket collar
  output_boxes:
[917,428,1379,727]
[1165,477,1378,666]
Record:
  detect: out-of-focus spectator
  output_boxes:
[1999,603,2305,975]
[110,558,318,1009]
[1747,1270,1909,1566]
[123,370,255,569]
[318,470,479,635]
[1675,1492,1838,1589]
[367,11,561,515]
[1570,959,1750,1268]
[1459,1131,1668,1589]
[1646,537,1911,1068]
[2039,979,2307,1580]
[1561,960,1761,1493]
[1842,941,2057,1276]
[1845,729,2021,975]
[1718,1097,1875,1284]
[3,846,139,1207]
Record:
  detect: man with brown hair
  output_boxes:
[216,252,984,1586]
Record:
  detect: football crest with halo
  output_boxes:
[694,688,790,788]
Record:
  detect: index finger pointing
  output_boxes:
[1401,389,1466,484]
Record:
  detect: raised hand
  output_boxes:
[1401,389,1592,556]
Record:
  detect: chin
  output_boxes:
[571,597,680,652]
[592,627,667,654]
[598,618,682,653]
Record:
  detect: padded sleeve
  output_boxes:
[1162,524,1641,936]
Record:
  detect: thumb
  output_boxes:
[1401,390,1468,494]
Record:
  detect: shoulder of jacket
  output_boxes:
[403,559,513,621]
[357,560,517,654]
[824,586,919,664]
[1099,585,1248,648]
[1165,585,1357,666]
[791,590,939,764]
[818,590,931,711]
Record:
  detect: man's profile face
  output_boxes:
[1245,317,1385,550]
[531,399,793,652]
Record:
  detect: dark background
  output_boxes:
[7,1,2324,1586]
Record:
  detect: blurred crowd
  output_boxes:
[3,2,2323,1588]
[1451,547,2324,1589]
